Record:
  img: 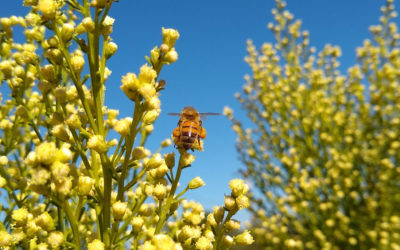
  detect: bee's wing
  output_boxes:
[199,112,221,121]
[167,113,182,116]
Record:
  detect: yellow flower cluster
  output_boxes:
[228,0,400,249]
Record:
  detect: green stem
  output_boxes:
[63,200,81,249]
[155,153,184,234]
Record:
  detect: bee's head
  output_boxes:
[182,106,200,121]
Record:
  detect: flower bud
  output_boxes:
[71,54,85,74]
[61,23,74,42]
[162,27,180,49]
[36,212,55,231]
[222,235,234,248]
[180,152,195,167]
[76,23,86,35]
[112,201,127,221]
[236,195,250,210]
[66,113,82,129]
[54,87,67,104]
[138,64,157,83]
[144,96,161,110]
[0,177,6,188]
[213,206,225,224]
[82,17,95,32]
[45,48,63,64]
[145,153,164,170]
[105,42,118,59]
[54,147,71,163]
[87,135,108,153]
[36,142,57,165]
[160,44,169,53]
[131,216,144,233]
[114,118,132,136]
[88,239,105,250]
[0,230,12,247]
[132,146,150,160]
[52,124,70,141]
[164,152,175,169]
[161,139,172,147]
[224,196,238,211]
[78,176,94,196]
[101,16,115,36]
[143,110,160,124]
[225,219,240,231]
[0,156,8,166]
[229,179,249,197]
[153,184,166,200]
[234,230,254,245]
[188,177,205,190]
[196,236,212,250]
[120,73,140,101]
[151,47,160,64]
[163,49,178,64]
[144,124,154,134]
[41,64,56,81]
[47,231,64,248]
[53,177,72,196]
[38,0,57,19]
[12,208,29,227]
[138,84,156,101]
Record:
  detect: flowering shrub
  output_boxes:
[0,0,252,249]
[226,0,400,248]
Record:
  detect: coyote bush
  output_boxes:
[227,0,400,249]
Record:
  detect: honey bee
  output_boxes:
[168,106,220,151]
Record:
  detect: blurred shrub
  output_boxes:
[226,0,400,248]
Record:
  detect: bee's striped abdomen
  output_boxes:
[180,121,199,149]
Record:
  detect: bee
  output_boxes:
[168,106,220,151]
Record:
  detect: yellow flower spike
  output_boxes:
[0,177,6,188]
[38,0,57,20]
[88,239,105,250]
[47,231,64,249]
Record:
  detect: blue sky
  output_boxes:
[0,1,390,221]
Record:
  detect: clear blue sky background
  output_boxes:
[0,1,390,222]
